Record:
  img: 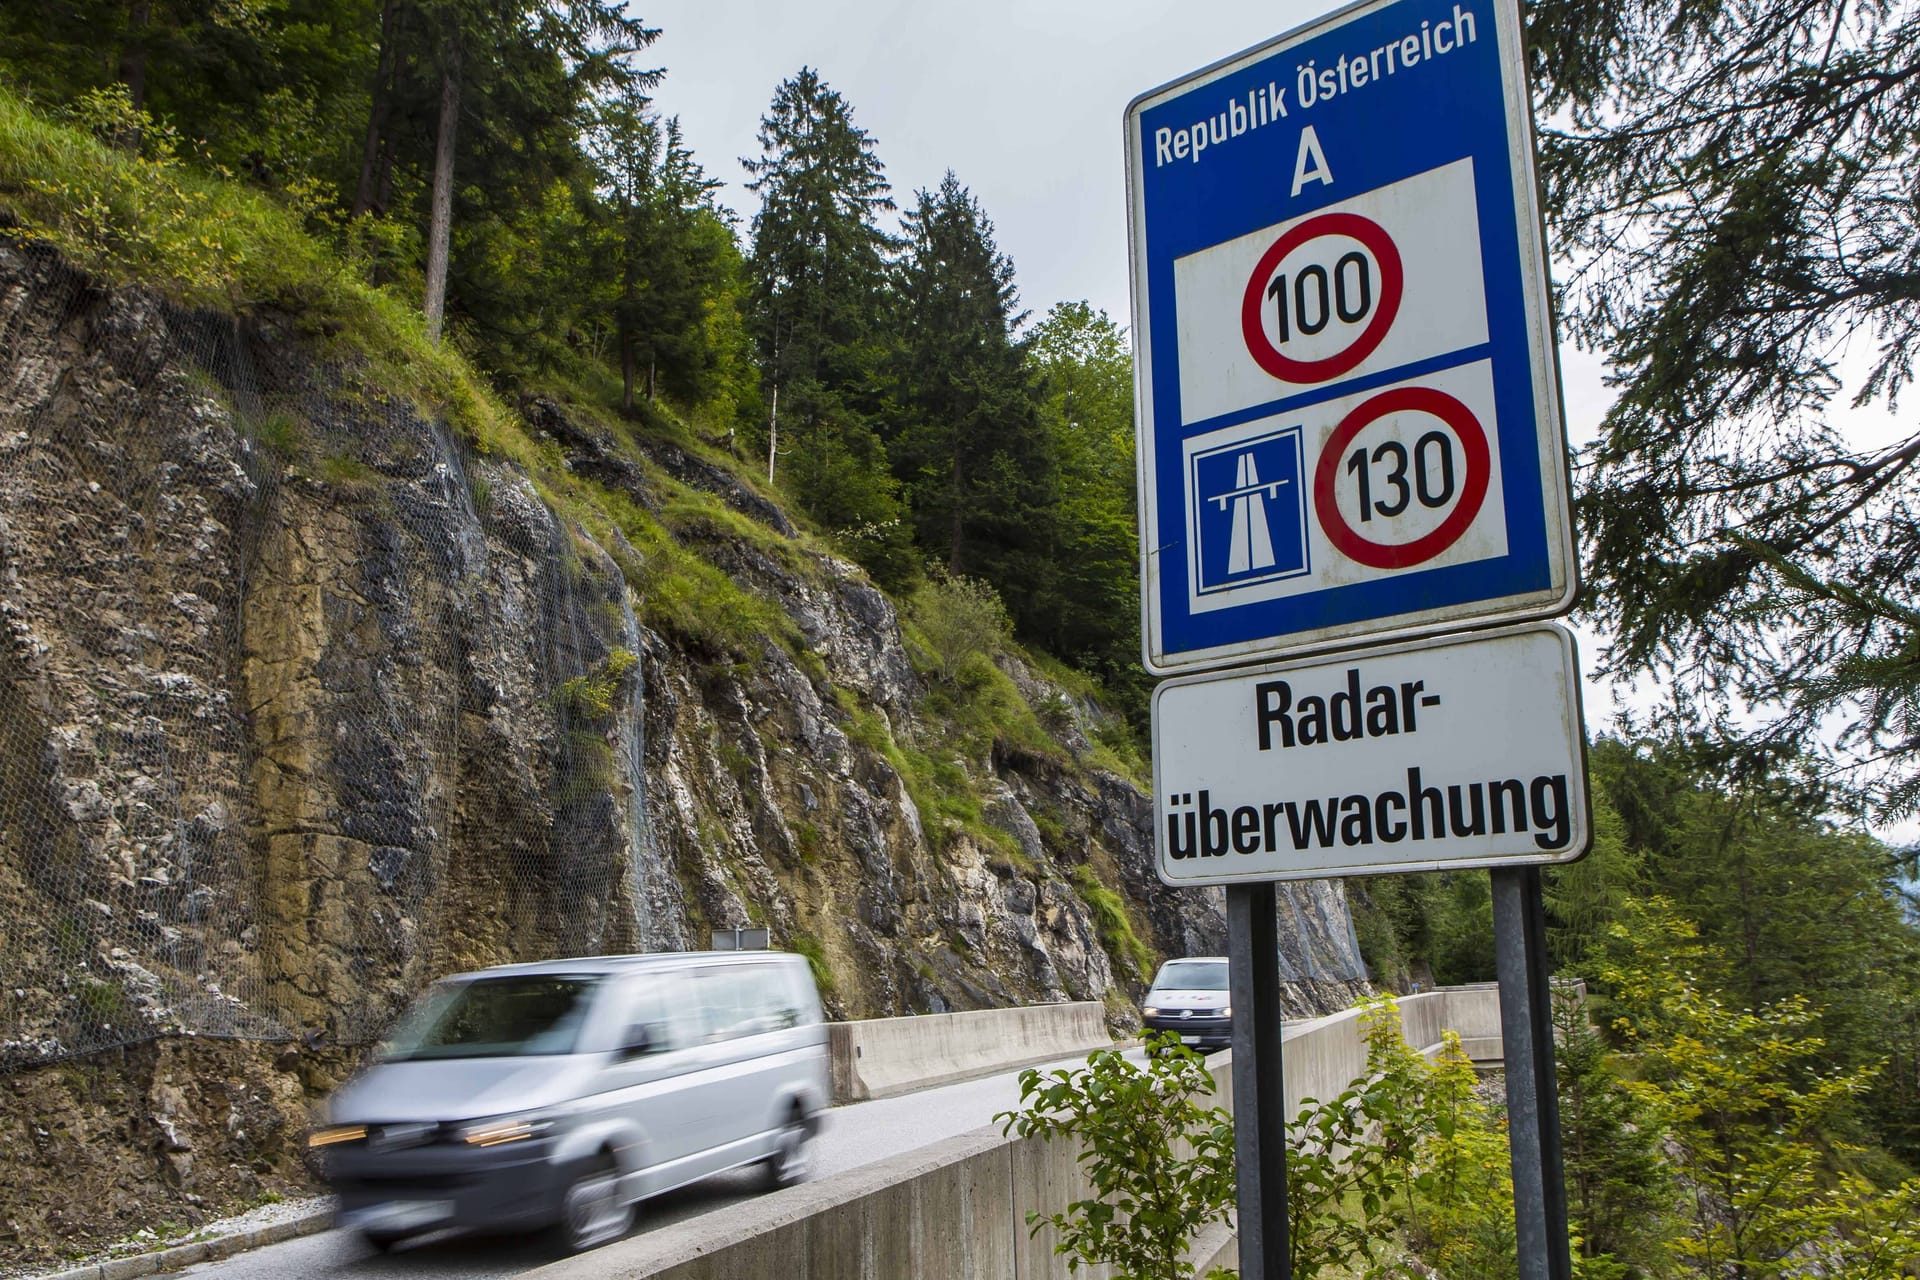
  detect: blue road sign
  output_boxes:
[1126,0,1577,674]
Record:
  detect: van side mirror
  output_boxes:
[619,1022,658,1058]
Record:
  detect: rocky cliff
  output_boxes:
[0,237,1368,1260]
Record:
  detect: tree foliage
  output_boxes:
[1529,0,1920,814]
[1597,897,1920,1277]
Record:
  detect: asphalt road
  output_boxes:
[172,1049,1146,1280]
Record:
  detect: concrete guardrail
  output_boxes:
[828,1001,1114,1102]
[531,986,1520,1280]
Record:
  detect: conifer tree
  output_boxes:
[741,68,911,580]
[1529,0,1920,814]
[890,174,1055,612]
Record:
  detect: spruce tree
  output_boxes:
[1528,0,1920,814]
[890,173,1055,617]
[740,69,911,579]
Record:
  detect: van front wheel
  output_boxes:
[555,1155,632,1253]
[763,1108,812,1190]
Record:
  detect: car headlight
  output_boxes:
[1142,1006,1161,1017]
[1221,1006,1231,1017]
[459,1115,556,1147]
[307,1124,367,1149]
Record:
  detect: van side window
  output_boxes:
[693,964,786,1042]
[783,963,821,1026]
[621,969,693,1053]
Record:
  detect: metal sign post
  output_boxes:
[1228,884,1290,1278]
[1492,868,1572,1280]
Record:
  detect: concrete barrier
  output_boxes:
[531,987,1517,1280]
[828,1001,1114,1102]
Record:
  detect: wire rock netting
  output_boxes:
[0,241,681,1073]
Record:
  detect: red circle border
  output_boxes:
[1311,386,1491,570]
[1239,212,1404,385]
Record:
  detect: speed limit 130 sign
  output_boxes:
[1125,0,1577,674]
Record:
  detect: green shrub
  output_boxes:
[998,1041,1236,1280]
[554,648,639,720]
[908,572,1012,684]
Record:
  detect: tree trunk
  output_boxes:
[352,0,401,219]
[118,0,152,115]
[619,326,635,413]
[423,42,461,344]
[948,452,964,574]
[767,383,779,485]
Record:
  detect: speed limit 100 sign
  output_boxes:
[1126,0,1578,674]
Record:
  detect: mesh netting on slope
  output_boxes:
[0,241,681,1071]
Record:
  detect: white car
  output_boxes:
[308,950,830,1253]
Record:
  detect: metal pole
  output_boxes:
[1228,882,1290,1280]
[1492,868,1549,1280]
[1522,867,1573,1280]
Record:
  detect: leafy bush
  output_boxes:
[998,1040,1236,1280]
[909,572,1011,684]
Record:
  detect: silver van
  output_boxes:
[307,951,830,1253]
[1141,956,1231,1054]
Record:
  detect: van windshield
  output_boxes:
[380,976,599,1060]
[1152,960,1227,992]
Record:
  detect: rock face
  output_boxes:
[0,238,1369,1196]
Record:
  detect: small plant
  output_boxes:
[786,932,835,995]
[554,647,640,720]
[998,1038,1236,1280]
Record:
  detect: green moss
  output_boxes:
[555,731,616,805]
[1071,865,1155,979]
[77,975,129,1022]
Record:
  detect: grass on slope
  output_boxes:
[0,82,529,467]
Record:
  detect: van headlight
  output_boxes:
[1142,1006,1161,1017]
[459,1114,556,1147]
[307,1124,367,1149]
[1220,1006,1231,1018]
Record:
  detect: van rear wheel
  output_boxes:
[554,1154,632,1253]
[763,1107,812,1190]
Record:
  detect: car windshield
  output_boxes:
[379,975,599,1061]
[1152,960,1227,992]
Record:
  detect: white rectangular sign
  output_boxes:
[1152,623,1589,885]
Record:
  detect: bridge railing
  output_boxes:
[531,984,1537,1280]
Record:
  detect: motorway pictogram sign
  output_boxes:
[1126,0,1578,673]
